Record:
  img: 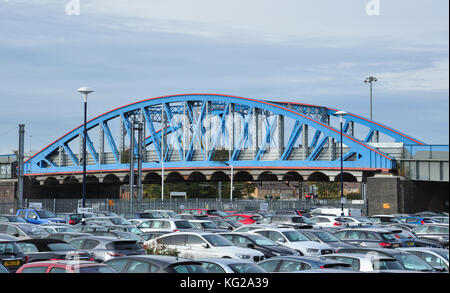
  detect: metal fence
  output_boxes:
[1,198,367,216]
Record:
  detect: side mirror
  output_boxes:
[277,238,286,243]
[201,243,210,249]
[13,233,20,237]
[228,226,234,231]
[433,266,447,272]
[247,243,255,249]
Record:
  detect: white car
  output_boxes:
[137,219,195,233]
[148,232,265,262]
[249,228,334,256]
[309,216,348,228]
[321,253,406,272]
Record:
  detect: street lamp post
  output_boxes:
[335,110,347,216]
[364,76,378,121]
[77,87,94,211]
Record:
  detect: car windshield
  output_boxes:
[355,217,372,223]
[36,210,57,219]
[229,263,267,273]
[396,254,434,271]
[175,221,194,229]
[313,231,341,242]
[372,259,404,270]
[246,234,278,246]
[0,242,21,254]
[203,235,233,247]
[164,211,178,218]
[291,217,313,224]
[114,232,142,241]
[48,243,76,251]
[201,222,218,229]
[282,231,309,242]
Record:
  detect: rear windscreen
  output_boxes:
[105,241,141,250]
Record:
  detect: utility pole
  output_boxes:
[17,124,25,208]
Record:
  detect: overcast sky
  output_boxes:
[0,0,448,154]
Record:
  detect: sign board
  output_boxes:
[352,200,365,204]
[78,207,94,214]
[340,197,347,204]
[383,203,391,209]
[29,202,42,209]
[108,200,115,207]
[170,192,187,199]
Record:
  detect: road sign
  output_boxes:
[78,207,94,214]
[29,202,42,209]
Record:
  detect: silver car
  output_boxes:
[137,219,195,233]
[321,253,406,272]
[68,236,146,262]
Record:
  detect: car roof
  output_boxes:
[324,253,397,260]
[335,227,394,233]
[337,247,405,255]
[17,238,66,244]
[197,258,254,265]
[106,255,200,266]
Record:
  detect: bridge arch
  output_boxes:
[210,171,230,182]
[282,172,303,181]
[187,172,207,182]
[334,172,358,182]
[103,174,120,184]
[307,172,329,182]
[257,171,278,181]
[143,172,161,184]
[166,172,185,183]
[234,171,254,182]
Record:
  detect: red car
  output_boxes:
[223,214,262,225]
[15,260,117,273]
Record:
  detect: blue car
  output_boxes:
[402,216,437,225]
[16,209,66,224]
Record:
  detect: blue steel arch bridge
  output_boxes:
[23,93,428,186]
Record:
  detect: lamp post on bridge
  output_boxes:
[77,87,94,218]
[335,110,347,216]
[364,76,377,121]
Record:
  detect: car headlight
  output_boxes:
[306,248,319,253]
[235,253,251,259]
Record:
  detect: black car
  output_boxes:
[336,247,443,272]
[333,228,403,248]
[104,255,207,273]
[411,224,449,248]
[16,238,93,263]
[219,232,299,258]
[0,239,27,272]
[296,229,357,251]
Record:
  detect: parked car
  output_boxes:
[15,209,66,224]
[258,255,352,272]
[0,214,27,223]
[218,232,300,258]
[89,230,145,245]
[72,223,109,233]
[84,216,133,227]
[336,247,442,272]
[188,220,229,233]
[382,227,416,247]
[258,215,315,229]
[210,217,243,231]
[334,216,374,227]
[250,228,334,256]
[224,214,262,225]
[16,238,93,263]
[274,210,311,218]
[309,207,362,217]
[398,247,449,272]
[0,239,27,272]
[122,211,170,220]
[103,225,144,236]
[104,255,207,273]
[68,236,146,262]
[0,222,50,240]
[333,228,403,248]
[40,224,76,234]
[150,232,265,262]
[140,231,174,243]
[137,219,195,233]
[233,224,281,233]
[15,260,118,273]
[142,210,176,218]
[55,213,83,225]
[368,215,403,225]
[46,232,93,242]
[431,216,449,224]
[402,216,439,225]
[308,216,349,228]
[295,229,357,251]
[198,258,267,273]
[384,227,444,248]
[180,209,227,217]
[321,253,405,272]
[411,224,449,248]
